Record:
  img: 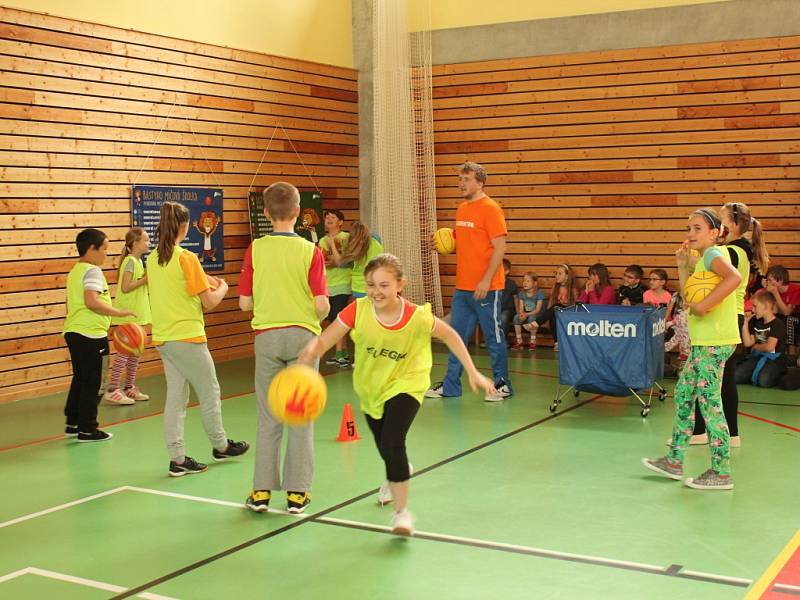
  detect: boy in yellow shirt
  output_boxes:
[63,229,136,442]
[239,182,329,514]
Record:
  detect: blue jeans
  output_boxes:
[442,289,511,396]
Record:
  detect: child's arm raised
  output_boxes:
[689,256,741,317]
[297,319,349,365]
[200,278,228,311]
[431,317,496,396]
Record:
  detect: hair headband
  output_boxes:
[695,208,721,230]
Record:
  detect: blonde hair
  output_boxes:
[721,202,769,275]
[341,221,372,263]
[549,264,577,308]
[155,202,189,265]
[120,227,146,262]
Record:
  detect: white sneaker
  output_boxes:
[391,509,415,536]
[485,383,512,402]
[125,388,150,401]
[424,383,445,398]
[377,463,413,506]
[665,433,708,446]
[104,389,134,405]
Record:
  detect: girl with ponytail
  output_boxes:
[147,201,249,476]
[106,227,151,404]
[689,201,769,448]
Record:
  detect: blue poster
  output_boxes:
[132,185,224,272]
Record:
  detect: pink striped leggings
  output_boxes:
[108,353,140,392]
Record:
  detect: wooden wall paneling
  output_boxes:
[433,36,800,345]
[0,9,358,403]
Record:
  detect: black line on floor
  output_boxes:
[315,520,748,589]
[111,397,596,598]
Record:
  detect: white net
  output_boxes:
[371,0,442,315]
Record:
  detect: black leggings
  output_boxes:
[365,393,419,482]
[535,304,566,341]
[64,332,109,433]
[693,314,744,437]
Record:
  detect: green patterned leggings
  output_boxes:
[668,344,735,475]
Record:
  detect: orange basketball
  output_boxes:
[112,323,146,357]
[684,271,722,308]
[268,364,327,426]
[433,227,455,255]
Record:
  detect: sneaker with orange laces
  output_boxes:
[104,389,134,405]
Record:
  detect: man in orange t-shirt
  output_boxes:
[426,162,512,402]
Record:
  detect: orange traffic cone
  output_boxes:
[336,403,361,442]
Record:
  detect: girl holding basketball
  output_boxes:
[643,208,741,490]
[148,202,249,477]
[687,202,769,447]
[105,227,152,406]
[298,253,495,535]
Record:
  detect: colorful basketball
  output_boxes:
[433,227,456,255]
[268,364,327,426]
[112,323,146,357]
[683,271,722,307]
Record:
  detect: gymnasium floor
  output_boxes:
[1,348,798,599]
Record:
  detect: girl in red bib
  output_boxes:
[299,253,495,535]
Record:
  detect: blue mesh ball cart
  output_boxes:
[551,304,668,417]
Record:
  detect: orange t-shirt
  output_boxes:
[454,195,507,291]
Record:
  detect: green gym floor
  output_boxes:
[1,348,798,600]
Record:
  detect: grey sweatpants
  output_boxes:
[253,328,318,492]
[157,341,228,462]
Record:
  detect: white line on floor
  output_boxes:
[0,487,127,529]
[0,485,756,589]
[124,486,300,516]
[0,567,178,599]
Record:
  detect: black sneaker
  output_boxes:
[245,490,271,512]
[77,429,113,442]
[325,356,341,365]
[65,425,79,437]
[168,456,208,477]
[212,439,250,461]
[286,491,311,514]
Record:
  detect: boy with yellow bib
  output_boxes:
[299,254,495,535]
[63,228,137,442]
[239,182,330,515]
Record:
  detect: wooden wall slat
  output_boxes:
[433,36,800,332]
[0,8,358,403]
[0,7,356,80]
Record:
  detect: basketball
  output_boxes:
[683,271,722,307]
[112,323,146,357]
[433,227,456,255]
[268,364,327,426]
